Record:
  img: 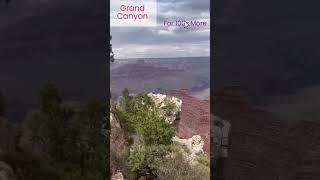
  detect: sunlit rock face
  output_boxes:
[147,92,182,124]
[172,135,205,165]
[173,135,204,154]
[111,171,124,180]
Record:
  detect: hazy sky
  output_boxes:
[111,0,210,59]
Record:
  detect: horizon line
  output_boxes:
[114,56,210,61]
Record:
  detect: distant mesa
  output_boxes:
[111,61,177,80]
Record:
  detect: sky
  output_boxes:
[111,0,210,59]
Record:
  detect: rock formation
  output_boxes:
[147,92,182,124]
[111,171,124,180]
[172,89,210,157]
[172,135,205,165]
[173,135,204,154]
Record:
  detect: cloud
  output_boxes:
[111,0,210,58]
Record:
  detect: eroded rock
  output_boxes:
[173,135,204,154]
[172,135,205,165]
[172,90,210,156]
[111,171,124,180]
[147,93,182,124]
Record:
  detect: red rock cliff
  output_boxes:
[172,89,210,157]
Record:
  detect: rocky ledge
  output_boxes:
[147,92,182,124]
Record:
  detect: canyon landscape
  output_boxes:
[110,57,211,179]
[111,57,210,98]
[111,57,210,157]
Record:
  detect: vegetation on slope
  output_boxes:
[111,88,210,179]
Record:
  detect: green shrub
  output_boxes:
[128,143,146,172]
[128,142,172,177]
[197,154,210,175]
[162,96,175,115]
[118,89,175,146]
[156,150,209,180]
